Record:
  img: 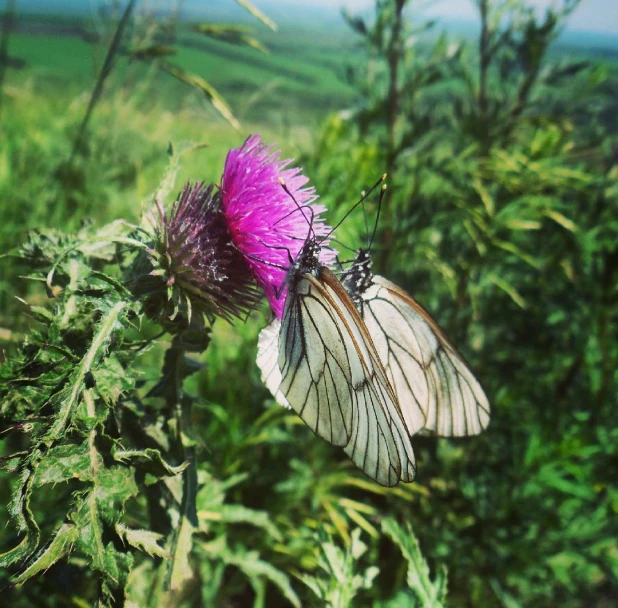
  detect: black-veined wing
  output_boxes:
[342,250,490,437]
[257,251,416,486]
[256,318,291,409]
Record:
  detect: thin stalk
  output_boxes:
[166,337,198,592]
[0,0,17,116]
[379,0,406,272]
[478,0,490,155]
[146,332,204,605]
[46,301,127,441]
[69,0,137,162]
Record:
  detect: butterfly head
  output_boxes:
[341,248,374,304]
[286,237,322,287]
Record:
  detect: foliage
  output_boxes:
[2,0,618,606]
[305,0,618,605]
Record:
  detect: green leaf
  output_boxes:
[32,441,92,486]
[383,518,448,607]
[92,355,135,406]
[226,550,301,608]
[487,274,528,309]
[192,24,269,54]
[0,469,40,568]
[198,504,282,541]
[113,448,188,477]
[235,0,278,31]
[543,209,578,233]
[160,62,240,130]
[11,523,79,584]
[167,511,196,592]
[44,301,127,442]
[296,529,377,607]
[115,524,169,559]
[95,466,139,525]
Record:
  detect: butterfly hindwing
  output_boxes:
[256,318,290,409]
[361,275,490,437]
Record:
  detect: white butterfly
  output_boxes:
[256,238,416,487]
[340,248,490,437]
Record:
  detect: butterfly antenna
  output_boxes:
[279,178,315,243]
[330,237,356,254]
[368,181,387,251]
[323,173,386,242]
[361,188,370,248]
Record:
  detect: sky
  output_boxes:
[271,0,618,35]
[12,0,618,36]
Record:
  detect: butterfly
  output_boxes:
[256,235,417,487]
[340,248,490,437]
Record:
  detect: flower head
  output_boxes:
[137,182,260,324]
[220,135,335,317]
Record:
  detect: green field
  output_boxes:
[7,13,360,123]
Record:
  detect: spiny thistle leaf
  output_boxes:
[115,525,170,559]
[112,448,188,478]
[296,529,378,607]
[10,523,79,585]
[382,518,448,607]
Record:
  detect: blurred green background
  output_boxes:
[1,0,617,606]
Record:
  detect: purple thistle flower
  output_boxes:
[139,182,260,324]
[220,134,335,318]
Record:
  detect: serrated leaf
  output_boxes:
[0,450,29,473]
[11,523,79,584]
[383,518,447,607]
[32,442,92,486]
[0,531,40,569]
[115,524,170,558]
[92,355,135,406]
[71,493,133,585]
[168,512,196,591]
[44,301,127,442]
[95,466,139,525]
[113,448,188,477]
[0,469,40,568]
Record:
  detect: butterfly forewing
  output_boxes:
[317,271,416,485]
[257,266,416,486]
[363,275,490,437]
[278,273,353,447]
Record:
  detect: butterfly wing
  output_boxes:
[256,318,291,409]
[256,268,416,486]
[360,275,490,437]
